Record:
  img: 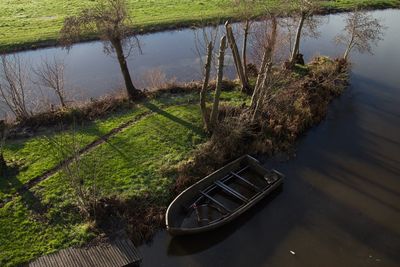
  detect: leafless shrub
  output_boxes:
[335,9,386,60]
[141,68,176,91]
[47,125,102,218]
[0,55,32,121]
[94,195,165,244]
[33,57,68,108]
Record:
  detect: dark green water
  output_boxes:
[139,9,400,267]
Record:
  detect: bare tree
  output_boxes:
[210,36,227,130]
[47,125,102,218]
[33,57,67,108]
[335,9,385,61]
[286,0,321,65]
[0,55,31,121]
[60,0,142,100]
[251,16,278,111]
[232,0,257,83]
[226,21,250,92]
[200,42,213,131]
[198,35,227,133]
[195,24,220,132]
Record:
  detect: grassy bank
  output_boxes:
[0,0,399,53]
[0,57,348,266]
[0,89,248,266]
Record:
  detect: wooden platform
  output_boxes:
[29,238,142,267]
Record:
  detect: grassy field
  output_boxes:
[0,90,248,266]
[0,0,399,52]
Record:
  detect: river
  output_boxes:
[136,9,400,267]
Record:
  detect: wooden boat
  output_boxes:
[166,155,284,235]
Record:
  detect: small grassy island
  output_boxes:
[0,0,388,266]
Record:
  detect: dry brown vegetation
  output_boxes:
[7,93,131,138]
[174,57,348,194]
[94,196,166,244]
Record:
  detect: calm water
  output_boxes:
[136,9,400,267]
[0,11,341,115]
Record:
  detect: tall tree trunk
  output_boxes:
[210,36,227,130]
[290,13,306,65]
[200,42,213,131]
[343,36,355,61]
[225,21,249,93]
[251,50,268,109]
[56,85,67,108]
[242,20,250,82]
[252,62,272,121]
[251,17,277,109]
[112,39,140,100]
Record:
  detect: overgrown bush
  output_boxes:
[94,195,165,244]
[174,57,348,194]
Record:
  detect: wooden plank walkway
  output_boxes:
[29,238,142,267]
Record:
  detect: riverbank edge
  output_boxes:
[92,57,350,249]
[5,81,237,139]
[4,57,348,266]
[1,3,398,54]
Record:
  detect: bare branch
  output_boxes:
[33,57,68,108]
[60,0,142,100]
[335,9,386,61]
[0,55,32,121]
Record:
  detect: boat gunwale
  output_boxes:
[166,155,284,235]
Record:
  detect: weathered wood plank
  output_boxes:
[28,238,142,267]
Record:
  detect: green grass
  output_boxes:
[0,107,147,200]
[0,91,216,200]
[0,90,248,266]
[0,196,94,267]
[0,0,399,52]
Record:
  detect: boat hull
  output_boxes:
[166,155,284,236]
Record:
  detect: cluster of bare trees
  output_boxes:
[0,55,68,121]
[0,0,385,128]
[197,0,385,132]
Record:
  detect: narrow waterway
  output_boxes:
[137,9,400,267]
